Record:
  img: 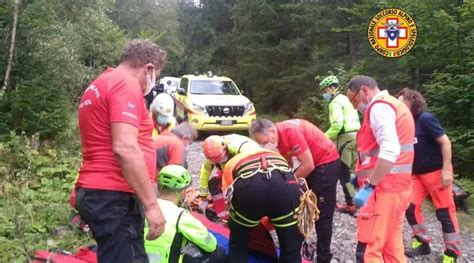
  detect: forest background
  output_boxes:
[0,0,472,260]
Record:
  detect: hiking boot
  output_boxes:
[442,249,458,263]
[336,203,356,216]
[405,237,430,257]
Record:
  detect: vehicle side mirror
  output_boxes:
[240,89,246,95]
[177,88,186,95]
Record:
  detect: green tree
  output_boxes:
[0,0,126,140]
[112,0,185,75]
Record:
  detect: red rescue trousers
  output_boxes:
[405,169,461,255]
[356,189,411,263]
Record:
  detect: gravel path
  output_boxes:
[185,141,474,262]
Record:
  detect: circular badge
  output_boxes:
[368,8,417,58]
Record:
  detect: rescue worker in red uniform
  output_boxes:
[346,75,415,262]
[75,39,167,262]
[153,122,197,176]
[250,119,340,263]
[398,88,461,262]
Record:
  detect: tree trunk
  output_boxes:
[348,32,358,66]
[413,67,420,90]
[1,0,20,97]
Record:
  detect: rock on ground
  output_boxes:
[185,141,474,262]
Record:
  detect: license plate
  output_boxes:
[220,120,234,126]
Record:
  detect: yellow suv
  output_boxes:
[173,72,256,132]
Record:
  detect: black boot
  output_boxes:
[405,236,431,258]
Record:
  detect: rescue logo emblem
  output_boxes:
[368,8,417,58]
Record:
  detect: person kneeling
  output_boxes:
[145,165,225,263]
[223,149,304,263]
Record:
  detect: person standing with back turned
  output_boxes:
[75,39,167,262]
[346,75,415,262]
[250,118,340,263]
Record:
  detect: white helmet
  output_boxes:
[151,93,174,117]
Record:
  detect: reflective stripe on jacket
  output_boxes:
[145,199,217,263]
[355,94,415,192]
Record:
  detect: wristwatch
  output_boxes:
[363,178,376,189]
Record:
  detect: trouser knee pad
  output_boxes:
[406,203,417,225]
[435,208,456,233]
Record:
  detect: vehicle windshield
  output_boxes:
[190,80,240,95]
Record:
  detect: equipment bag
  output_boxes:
[31,245,97,263]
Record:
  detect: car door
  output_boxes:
[174,78,188,119]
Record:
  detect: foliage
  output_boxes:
[0,0,126,140]
[177,0,473,178]
[424,70,474,176]
[111,0,185,75]
[0,132,91,261]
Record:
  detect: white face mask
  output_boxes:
[357,102,368,114]
[218,155,229,164]
[262,142,278,152]
[144,69,156,96]
[322,93,333,101]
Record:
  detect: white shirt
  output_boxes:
[369,90,401,163]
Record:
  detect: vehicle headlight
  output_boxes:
[192,103,207,113]
[245,102,254,113]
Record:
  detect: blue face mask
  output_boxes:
[322,93,333,101]
[156,115,169,126]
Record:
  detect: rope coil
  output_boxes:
[296,178,319,239]
[296,177,319,261]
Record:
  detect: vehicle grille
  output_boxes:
[206,105,245,117]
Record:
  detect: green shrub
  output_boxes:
[0,132,91,261]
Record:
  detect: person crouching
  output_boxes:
[145,165,226,263]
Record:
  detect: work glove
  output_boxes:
[354,185,375,208]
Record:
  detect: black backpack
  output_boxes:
[452,182,471,214]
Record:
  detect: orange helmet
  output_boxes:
[203,135,227,164]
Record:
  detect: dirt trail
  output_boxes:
[185,141,474,262]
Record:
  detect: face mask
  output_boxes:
[357,102,368,114]
[156,115,169,126]
[322,93,333,101]
[218,155,229,164]
[262,142,278,151]
[144,69,156,96]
